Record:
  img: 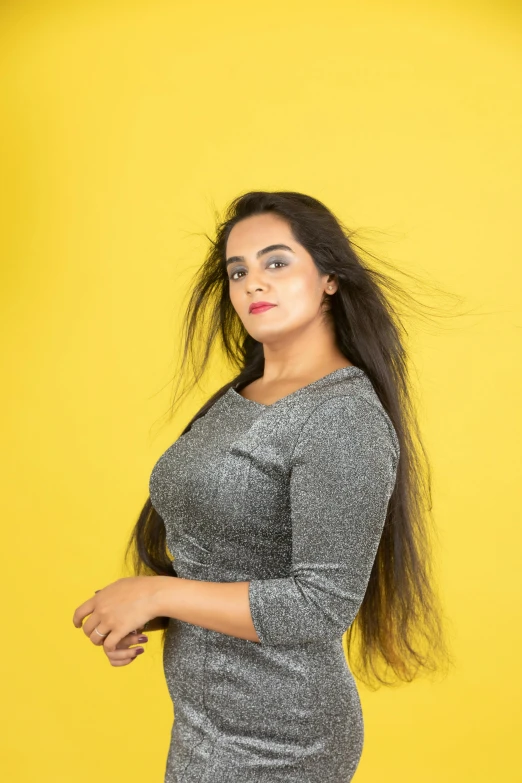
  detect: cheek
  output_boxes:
[280,275,322,315]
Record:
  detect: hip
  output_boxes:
[162,619,363,740]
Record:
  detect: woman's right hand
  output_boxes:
[103,629,149,667]
[101,617,168,666]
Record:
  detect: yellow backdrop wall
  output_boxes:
[1,1,520,781]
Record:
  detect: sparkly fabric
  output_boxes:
[148,366,399,783]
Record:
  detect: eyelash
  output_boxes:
[229,260,287,282]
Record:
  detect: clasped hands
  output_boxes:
[72,575,165,667]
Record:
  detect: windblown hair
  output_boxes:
[124,190,455,688]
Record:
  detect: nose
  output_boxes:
[244,270,267,293]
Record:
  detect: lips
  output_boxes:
[249,302,276,314]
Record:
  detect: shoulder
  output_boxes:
[294,389,400,467]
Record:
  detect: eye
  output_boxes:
[228,259,288,281]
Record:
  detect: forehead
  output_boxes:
[226,213,292,253]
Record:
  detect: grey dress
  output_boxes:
[148,365,400,783]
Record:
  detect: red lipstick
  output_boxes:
[249,302,276,314]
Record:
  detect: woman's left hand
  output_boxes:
[72,576,161,652]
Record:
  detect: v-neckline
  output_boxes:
[228,365,364,409]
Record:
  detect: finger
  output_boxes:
[77,613,110,644]
[72,598,96,629]
[87,623,111,646]
[115,631,149,650]
[103,628,127,654]
[106,646,146,667]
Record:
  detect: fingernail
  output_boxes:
[137,635,148,643]
[135,647,145,655]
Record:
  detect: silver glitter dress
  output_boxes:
[148,365,400,783]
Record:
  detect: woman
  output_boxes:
[73,191,451,782]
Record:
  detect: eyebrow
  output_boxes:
[225,244,295,268]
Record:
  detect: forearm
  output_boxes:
[152,576,260,643]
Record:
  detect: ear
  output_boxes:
[325,274,338,295]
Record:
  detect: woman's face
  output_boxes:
[225,213,337,341]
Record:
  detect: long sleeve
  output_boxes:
[248,394,399,646]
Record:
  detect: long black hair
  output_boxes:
[124,190,455,687]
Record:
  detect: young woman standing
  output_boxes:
[73,191,451,782]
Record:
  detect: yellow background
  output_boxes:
[1,1,520,781]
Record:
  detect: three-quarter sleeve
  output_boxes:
[248,394,399,646]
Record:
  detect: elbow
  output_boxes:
[288,605,358,646]
[249,577,362,647]
[256,608,354,647]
